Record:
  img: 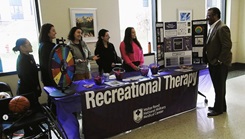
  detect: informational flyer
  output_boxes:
[192,19,207,64]
[164,21,191,37]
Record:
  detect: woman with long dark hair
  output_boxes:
[38,23,57,86]
[95,29,118,74]
[120,27,144,72]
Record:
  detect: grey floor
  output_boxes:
[109,72,245,139]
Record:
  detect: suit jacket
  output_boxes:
[203,21,232,66]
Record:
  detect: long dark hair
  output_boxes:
[123,27,142,53]
[96,29,109,48]
[39,23,54,43]
[68,27,83,41]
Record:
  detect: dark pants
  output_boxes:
[208,64,228,112]
[123,61,140,72]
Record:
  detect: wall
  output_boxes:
[160,0,205,21]
[237,0,245,62]
[39,0,121,55]
[227,0,240,63]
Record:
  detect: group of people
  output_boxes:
[13,25,145,91]
[67,26,144,80]
[12,23,144,137]
[11,6,232,137]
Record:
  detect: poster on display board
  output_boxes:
[192,19,207,64]
[163,21,192,67]
[164,21,191,38]
[156,22,164,68]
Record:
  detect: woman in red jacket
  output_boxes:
[120,27,144,72]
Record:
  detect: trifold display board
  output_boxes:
[192,20,207,64]
[163,21,192,67]
[156,22,164,68]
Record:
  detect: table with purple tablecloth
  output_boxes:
[44,65,211,139]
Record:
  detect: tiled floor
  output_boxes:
[109,74,245,139]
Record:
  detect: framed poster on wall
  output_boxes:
[69,8,98,42]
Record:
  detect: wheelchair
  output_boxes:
[0,82,13,98]
[0,93,68,139]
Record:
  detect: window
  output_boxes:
[206,0,226,22]
[118,0,155,54]
[0,0,39,73]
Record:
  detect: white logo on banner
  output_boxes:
[133,109,143,123]
[133,104,167,123]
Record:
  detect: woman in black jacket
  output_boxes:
[95,29,119,74]
[38,23,57,86]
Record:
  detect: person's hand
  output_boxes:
[77,59,87,63]
[111,63,115,67]
[133,65,140,71]
[93,55,100,61]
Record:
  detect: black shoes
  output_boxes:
[207,106,226,116]
[208,107,226,112]
[207,111,223,116]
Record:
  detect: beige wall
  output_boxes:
[227,0,239,63]
[237,0,245,62]
[1,0,244,103]
[39,0,121,55]
[160,0,205,21]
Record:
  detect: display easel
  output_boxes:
[192,19,208,103]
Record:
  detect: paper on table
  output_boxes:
[104,80,124,87]
[109,75,116,80]
[122,75,145,82]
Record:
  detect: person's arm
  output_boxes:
[82,41,99,61]
[139,49,144,65]
[94,45,103,66]
[111,43,117,63]
[217,25,232,65]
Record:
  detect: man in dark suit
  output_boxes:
[203,7,232,116]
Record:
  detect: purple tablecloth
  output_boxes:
[44,65,211,139]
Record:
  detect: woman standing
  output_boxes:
[38,23,57,86]
[120,27,144,72]
[13,38,42,137]
[95,29,119,74]
[67,27,99,81]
